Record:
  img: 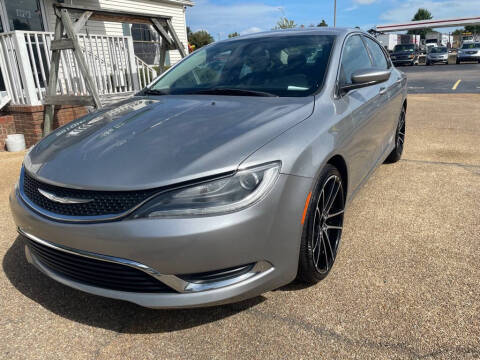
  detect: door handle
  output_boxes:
[379,87,387,95]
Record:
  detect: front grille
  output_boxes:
[23,171,160,218]
[26,238,174,293]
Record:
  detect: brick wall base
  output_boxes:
[1,105,88,149]
[0,115,16,151]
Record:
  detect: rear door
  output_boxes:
[362,35,399,155]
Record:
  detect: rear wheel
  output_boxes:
[297,165,345,284]
[385,106,406,163]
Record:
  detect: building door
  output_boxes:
[0,14,4,93]
[0,0,47,94]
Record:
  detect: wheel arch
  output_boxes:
[326,155,348,199]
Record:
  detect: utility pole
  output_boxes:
[334,0,337,27]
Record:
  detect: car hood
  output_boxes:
[25,95,314,190]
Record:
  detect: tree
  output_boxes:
[273,17,297,30]
[228,32,240,38]
[407,8,433,39]
[317,19,328,27]
[187,29,214,49]
[465,25,480,34]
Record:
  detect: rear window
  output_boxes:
[430,47,447,53]
[393,44,415,52]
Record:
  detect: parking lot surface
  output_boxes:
[403,63,480,94]
[1,94,480,360]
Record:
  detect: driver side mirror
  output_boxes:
[340,68,391,94]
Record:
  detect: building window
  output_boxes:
[4,0,44,31]
[128,23,170,66]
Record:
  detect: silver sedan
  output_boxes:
[10,28,407,308]
[426,46,449,65]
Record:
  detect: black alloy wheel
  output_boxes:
[385,106,406,163]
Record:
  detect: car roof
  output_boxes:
[219,27,362,42]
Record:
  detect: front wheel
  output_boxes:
[297,165,345,284]
[385,106,406,163]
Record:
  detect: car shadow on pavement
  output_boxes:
[2,236,266,334]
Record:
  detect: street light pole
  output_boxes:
[334,0,337,27]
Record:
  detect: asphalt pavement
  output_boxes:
[401,63,480,94]
[1,94,480,360]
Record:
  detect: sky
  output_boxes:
[186,0,477,40]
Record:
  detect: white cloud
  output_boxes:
[186,0,280,39]
[241,27,264,35]
[345,5,359,11]
[381,0,476,23]
[354,0,378,4]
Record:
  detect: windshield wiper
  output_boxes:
[141,88,169,96]
[187,88,277,97]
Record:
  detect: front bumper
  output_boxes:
[457,53,480,61]
[392,59,415,65]
[10,174,312,308]
[427,56,448,63]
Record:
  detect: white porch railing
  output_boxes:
[0,31,158,106]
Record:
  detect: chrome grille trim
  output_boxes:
[18,228,273,293]
[19,167,163,223]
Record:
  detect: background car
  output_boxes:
[426,46,449,65]
[457,42,480,63]
[10,28,407,309]
[390,43,420,66]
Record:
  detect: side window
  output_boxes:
[363,37,388,69]
[340,35,372,85]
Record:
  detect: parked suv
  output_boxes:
[457,43,480,64]
[390,44,419,66]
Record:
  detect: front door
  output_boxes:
[337,34,384,192]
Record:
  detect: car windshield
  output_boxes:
[147,35,335,97]
[430,47,447,53]
[461,43,480,49]
[393,44,415,52]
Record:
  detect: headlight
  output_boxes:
[390,55,396,60]
[132,162,281,218]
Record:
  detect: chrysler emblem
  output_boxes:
[38,188,93,204]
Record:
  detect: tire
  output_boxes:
[385,106,406,164]
[297,165,345,284]
[426,60,431,66]
[456,59,460,64]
